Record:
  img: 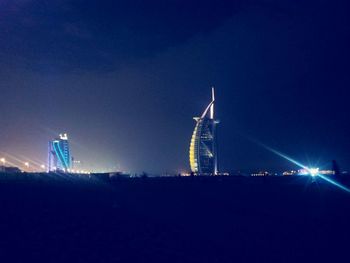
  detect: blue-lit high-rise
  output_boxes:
[48,133,72,172]
[189,88,219,175]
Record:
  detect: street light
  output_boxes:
[0,158,5,166]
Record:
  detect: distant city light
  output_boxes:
[24,162,29,167]
[251,171,270,177]
[40,164,45,169]
[0,158,5,165]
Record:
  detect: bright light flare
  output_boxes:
[308,168,319,177]
[258,143,350,193]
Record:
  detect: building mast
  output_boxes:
[210,87,215,120]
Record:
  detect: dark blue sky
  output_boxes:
[0,0,349,173]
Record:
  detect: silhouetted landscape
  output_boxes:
[1,174,349,262]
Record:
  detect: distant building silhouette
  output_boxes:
[189,87,219,175]
[332,160,340,176]
[0,166,21,173]
[48,133,72,172]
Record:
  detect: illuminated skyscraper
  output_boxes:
[189,87,219,175]
[48,133,71,172]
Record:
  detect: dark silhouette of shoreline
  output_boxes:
[0,173,349,262]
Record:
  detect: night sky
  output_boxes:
[0,0,349,173]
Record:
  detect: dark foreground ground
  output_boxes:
[0,175,350,263]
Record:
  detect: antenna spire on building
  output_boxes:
[210,86,215,119]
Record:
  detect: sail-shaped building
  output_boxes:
[189,88,219,175]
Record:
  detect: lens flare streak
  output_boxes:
[260,144,350,193]
[317,174,350,193]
